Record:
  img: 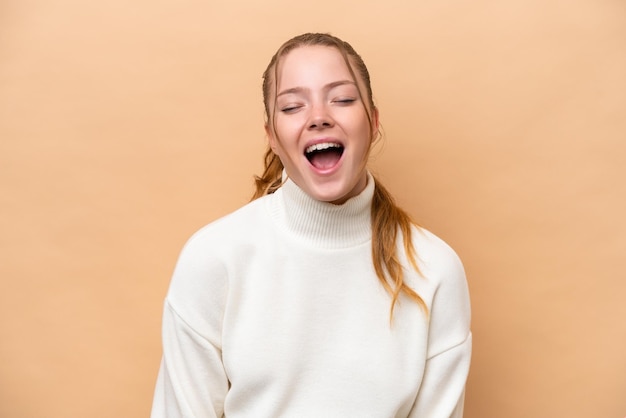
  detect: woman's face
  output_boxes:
[266,45,378,205]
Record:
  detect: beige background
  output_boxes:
[1,0,625,417]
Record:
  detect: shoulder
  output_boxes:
[170,194,274,281]
[411,226,465,283]
[410,226,471,354]
[186,195,272,248]
[165,196,273,316]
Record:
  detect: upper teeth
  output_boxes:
[305,142,342,154]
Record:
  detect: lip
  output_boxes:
[303,137,345,153]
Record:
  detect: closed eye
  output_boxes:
[333,98,356,105]
[280,105,303,113]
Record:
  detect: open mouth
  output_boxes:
[304,142,344,170]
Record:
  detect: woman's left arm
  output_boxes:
[409,240,472,418]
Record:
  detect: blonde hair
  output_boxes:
[253,33,427,320]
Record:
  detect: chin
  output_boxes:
[302,171,366,204]
[309,184,355,205]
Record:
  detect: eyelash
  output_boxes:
[334,98,356,105]
[280,105,301,113]
[279,98,356,113]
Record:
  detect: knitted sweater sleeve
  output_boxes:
[408,236,472,418]
[151,228,229,418]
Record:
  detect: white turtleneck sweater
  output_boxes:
[151,174,471,418]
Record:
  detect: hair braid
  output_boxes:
[252,147,284,200]
[371,176,428,321]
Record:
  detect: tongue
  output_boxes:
[310,149,342,170]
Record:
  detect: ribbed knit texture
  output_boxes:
[268,173,374,248]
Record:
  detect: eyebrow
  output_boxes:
[276,80,356,98]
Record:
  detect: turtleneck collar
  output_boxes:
[267,173,374,249]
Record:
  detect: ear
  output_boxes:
[371,106,380,140]
[265,123,278,152]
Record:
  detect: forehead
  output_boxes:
[275,45,356,89]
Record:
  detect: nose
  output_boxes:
[308,103,334,130]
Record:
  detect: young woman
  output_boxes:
[151,33,471,418]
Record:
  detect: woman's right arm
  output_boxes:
[151,229,230,418]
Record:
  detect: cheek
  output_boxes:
[268,125,297,159]
[274,116,304,143]
[354,115,373,143]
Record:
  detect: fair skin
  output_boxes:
[265,45,379,204]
